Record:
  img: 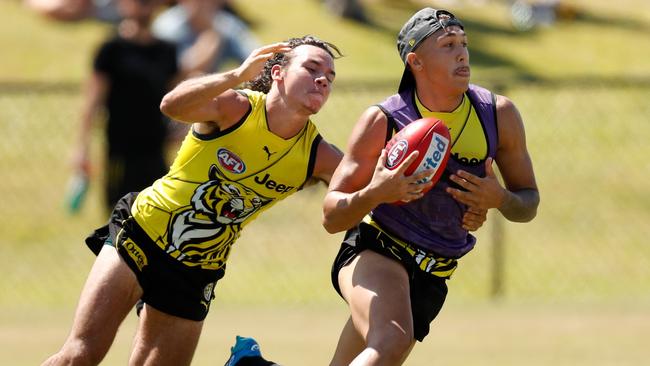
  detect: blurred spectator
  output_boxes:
[152,0,259,73]
[25,0,262,75]
[28,0,246,213]
[71,0,214,213]
[511,0,579,31]
[151,0,259,161]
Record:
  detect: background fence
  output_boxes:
[2,79,649,309]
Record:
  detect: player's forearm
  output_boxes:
[322,188,379,233]
[497,188,539,222]
[160,69,243,120]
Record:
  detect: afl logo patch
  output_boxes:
[386,140,409,168]
[217,148,246,174]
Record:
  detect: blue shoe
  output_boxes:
[224,336,261,366]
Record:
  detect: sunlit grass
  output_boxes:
[2,0,650,307]
[1,1,649,365]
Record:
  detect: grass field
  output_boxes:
[2,303,650,366]
[1,0,650,365]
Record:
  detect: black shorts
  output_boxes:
[331,221,457,341]
[85,192,225,321]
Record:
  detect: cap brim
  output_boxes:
[398,66,415,93]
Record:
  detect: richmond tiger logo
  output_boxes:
[167,165,272,268]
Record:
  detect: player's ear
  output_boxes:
[406,53,423,71]
[271,64,283,81]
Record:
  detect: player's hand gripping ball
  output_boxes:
[384,118,451,202]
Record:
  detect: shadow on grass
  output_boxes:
[355,0,650,88]
[2,2,649,93]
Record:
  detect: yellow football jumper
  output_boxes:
[415,91,488,165]
[131,90,322,270]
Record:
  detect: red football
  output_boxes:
[384,118,451,200]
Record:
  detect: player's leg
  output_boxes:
[329,316,366,366]
[42,245,143,365]
[128,303,203,366]
[335,250,416,366]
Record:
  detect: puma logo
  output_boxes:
[263,146,277,160]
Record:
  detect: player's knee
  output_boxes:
[53,338,107,366]
[368,327,413,364]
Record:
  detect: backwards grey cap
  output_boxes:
[397,8,464,92]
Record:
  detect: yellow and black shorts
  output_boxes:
[85,192,225,321]
[331,220,459,341]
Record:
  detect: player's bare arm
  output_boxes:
[311,140,344,185]
[160,43,292,131]
[492,95,539,222]
[446,95,539,222]
[322,107,432,233]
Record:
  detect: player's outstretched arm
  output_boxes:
[160,43,292,125]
